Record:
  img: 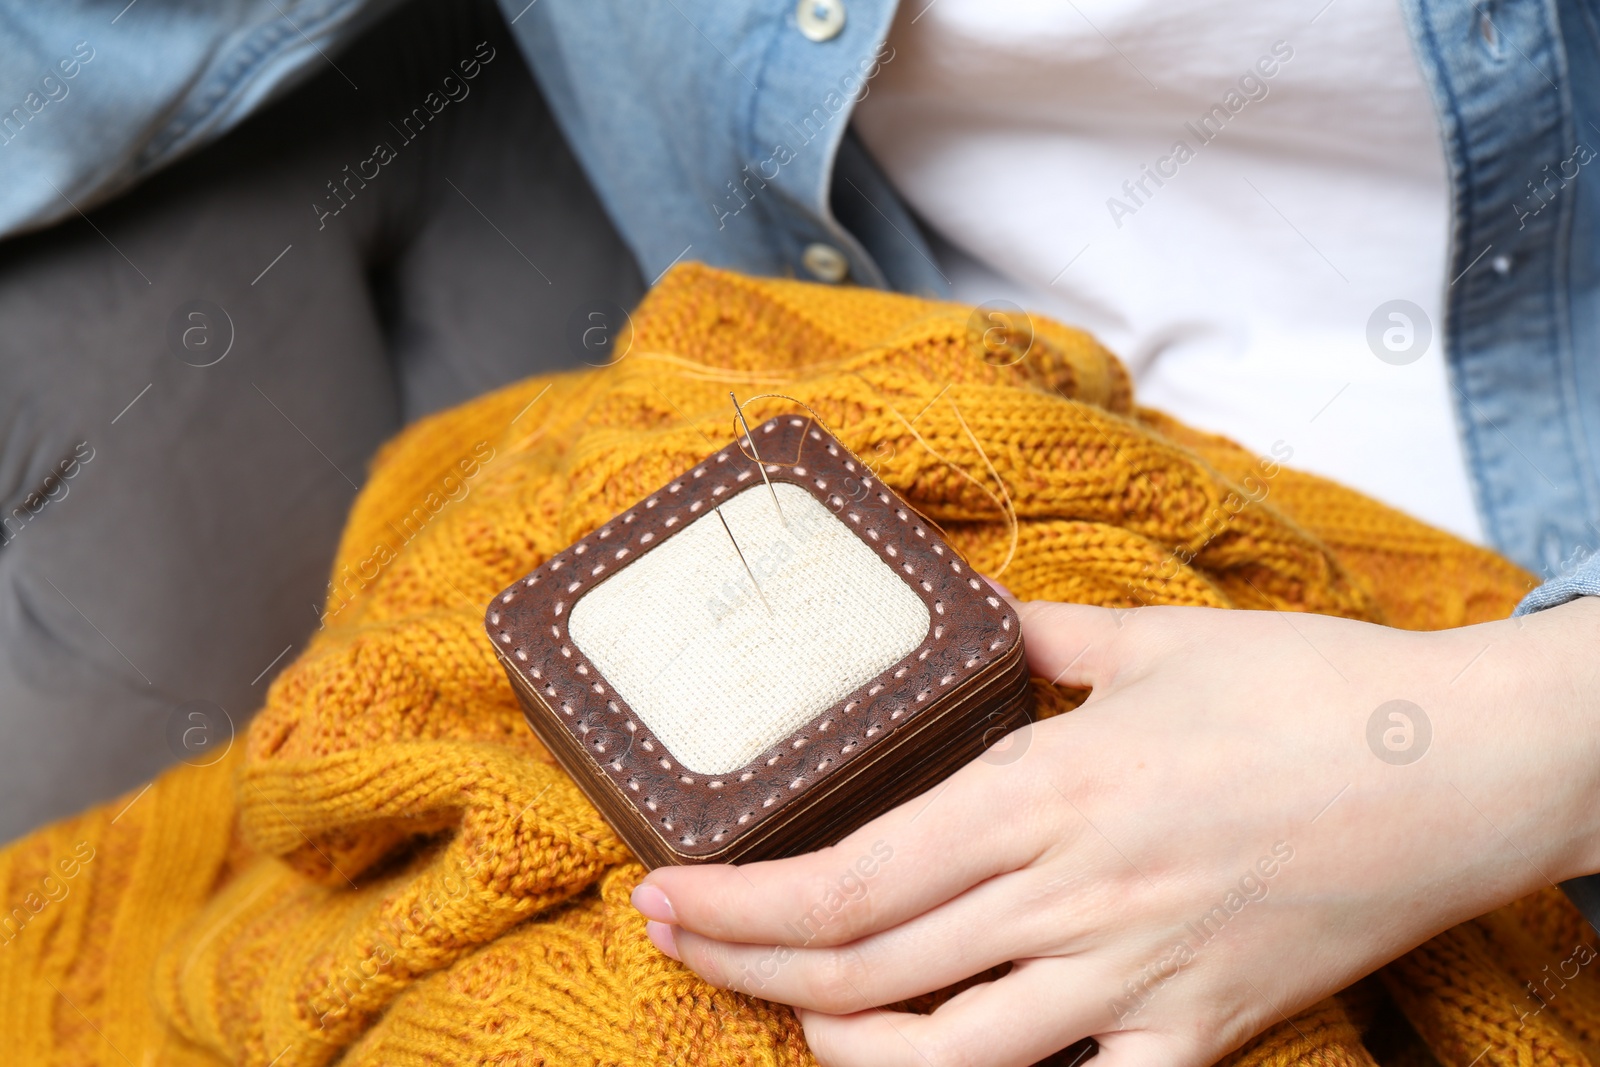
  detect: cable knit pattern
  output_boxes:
[0,263,1585,1067]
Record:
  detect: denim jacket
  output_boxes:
[4,2,1599,593]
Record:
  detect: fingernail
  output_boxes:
[631,882,677,923]
[981,574,1016,600]
[645,919,681,961]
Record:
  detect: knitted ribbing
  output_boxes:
[0,263,1583,1067]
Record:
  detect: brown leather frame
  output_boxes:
[486,416,1031,866]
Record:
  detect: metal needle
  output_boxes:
[716,509,773,616]
[731,391,786,527]
[651,385,773,616]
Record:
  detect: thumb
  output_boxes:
[1012,599,1131,691]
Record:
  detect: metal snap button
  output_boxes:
[802,242,850,283]
[796,0,846,42]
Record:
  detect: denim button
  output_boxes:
[802,243,850,282]
[796,0,846,42]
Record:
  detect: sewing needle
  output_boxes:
[715,509,773,616]
[651,385,773,616]
[731,391,786,527]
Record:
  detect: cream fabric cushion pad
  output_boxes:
[568,481,931,775]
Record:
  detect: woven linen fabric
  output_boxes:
[569,481,931,775]
[0,263,1588,1067]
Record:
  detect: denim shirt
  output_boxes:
[5,0,1600,924]
[7,0,1599,594]
[2,3,1597,580]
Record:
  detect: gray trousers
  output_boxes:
[0,0,642,841]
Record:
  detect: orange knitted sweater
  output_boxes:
[0,264,1593,1067]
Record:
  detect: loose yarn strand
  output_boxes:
[946,396,1020,577]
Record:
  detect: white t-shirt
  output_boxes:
[852,0,1485,543]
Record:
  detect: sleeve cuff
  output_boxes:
[1513,552,1600,616]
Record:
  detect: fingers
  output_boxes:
[797,957,1114,1067]
[635,750,1049,947]
[1014,600,1132,690]
[659,866,1047,1013]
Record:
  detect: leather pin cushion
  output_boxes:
[484,415,1033,867]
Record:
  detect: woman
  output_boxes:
[2,0,1597,1063]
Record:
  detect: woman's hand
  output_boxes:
[629,596,1600,1066]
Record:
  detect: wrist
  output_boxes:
[1493,596,1600,885]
